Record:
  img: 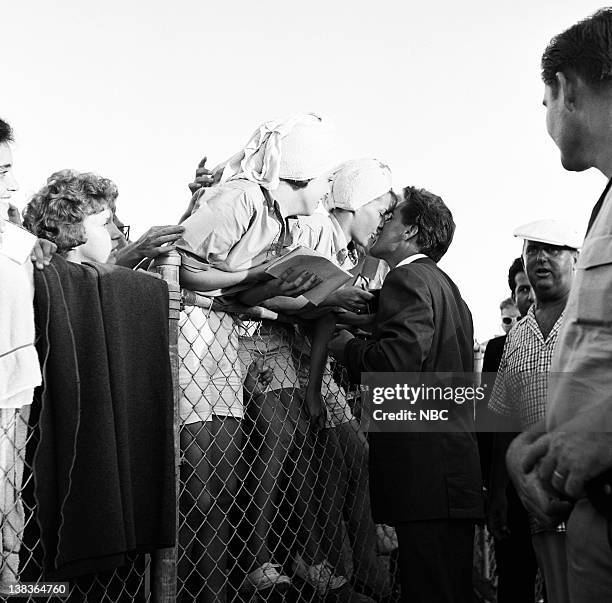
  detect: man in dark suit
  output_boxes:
[329,186,482,603]
[480,258,538,603]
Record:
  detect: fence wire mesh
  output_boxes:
[1,406,151,602]
[176,303,397,602]
[0,254,540,603]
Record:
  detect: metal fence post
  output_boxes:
[151,251,181,602]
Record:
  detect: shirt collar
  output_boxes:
[327,213,357,267]
[261,187,292,252]
[396,253,428,268]
[523,305,565,344]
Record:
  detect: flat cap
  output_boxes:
[513,219,582,249]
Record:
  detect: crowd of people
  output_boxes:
[3,7,612,603]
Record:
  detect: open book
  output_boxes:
[264,246,353,305]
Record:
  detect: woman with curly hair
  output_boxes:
[23,170,122,264]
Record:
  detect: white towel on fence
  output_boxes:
[0,256,40,409]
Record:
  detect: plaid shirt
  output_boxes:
[488,306,564,430]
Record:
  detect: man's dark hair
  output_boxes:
[508,256,525,295]
[0,119,14,145]
[542,8,612,91]
[399,186,455,263]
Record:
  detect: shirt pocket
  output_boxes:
[576,234,612,327]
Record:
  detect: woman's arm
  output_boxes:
[237,269,320,306]
[179,261,271,292]
[304,312,337,430]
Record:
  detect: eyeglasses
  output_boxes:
[524,244,571,258]
[119,225,130,240]
[501,316,519,325]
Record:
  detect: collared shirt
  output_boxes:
[290,206,356,270]
[489,306,564,430]
[547,180,612,430]
[176,179,291,275]
[396,253,428,268]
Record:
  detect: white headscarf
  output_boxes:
[217,113,339,191]
[325,158,392,211]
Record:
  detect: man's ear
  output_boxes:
[403,224,418,241]
[556,71,578,111]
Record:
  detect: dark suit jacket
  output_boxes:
[477,334,507,483]
[345,256,483,523]
[482,335,506,373]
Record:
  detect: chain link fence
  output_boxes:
[176,278,398,602]
[1,393,152,602]
[0,251,543,602]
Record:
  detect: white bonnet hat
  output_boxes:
[218,113,340,191]
[326,158,392,211]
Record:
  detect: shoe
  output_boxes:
[292,554,348,595]
[245,562,291,592]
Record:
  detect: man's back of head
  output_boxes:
[542,9,612,175]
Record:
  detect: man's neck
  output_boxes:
[533,293,569,338]
[386,249,419,269]
[594,148,612,179]
[590,98,612,178]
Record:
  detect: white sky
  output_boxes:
[3,0,607,340]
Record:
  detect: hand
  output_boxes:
[326,286,374,313]
[506,433,572,525]
[327,329,355,362]
[188,156,222,194]
[245,260,276,283]
[335,310,376,331]
[271,268,321,298]
[30,238,57,270]
[244,356,273,398]
[305,387,326,431]
[130,225,185,258]
[538,425,612,500]
[486,490,510,541]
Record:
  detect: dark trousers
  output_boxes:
[395,519,475,603]
[494,483,539,603]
